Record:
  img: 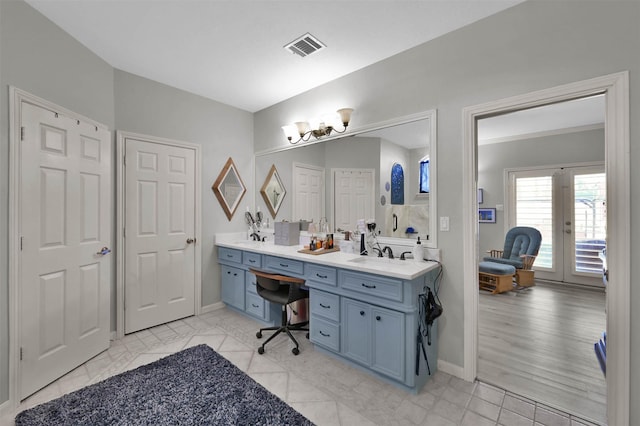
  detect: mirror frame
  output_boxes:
[260,164,286,218]
[212,157,246,220]
[255,109,437,248]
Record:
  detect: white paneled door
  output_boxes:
[333,169,375,232]
[124,137,196,334]
[20,102,111,399]
[292,163,324,223]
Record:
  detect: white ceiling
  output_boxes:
[25,0,525,113]
[477,94,605,144]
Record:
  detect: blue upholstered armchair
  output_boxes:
[483,226,542,286]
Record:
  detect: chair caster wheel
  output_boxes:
[292,347,300,356]
[256,331,262,339]
[258,347,265,355]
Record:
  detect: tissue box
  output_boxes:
[274,222,300,246]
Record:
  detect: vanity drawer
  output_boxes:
[245,292,266,319]
[340,270,403,302]
[307,264,337,287]
[218,247,242,264]
[265,255,304,275]
[310,289,340,322]
[243,251,262,268]
[245,270,258,294]
[310,317,340,352]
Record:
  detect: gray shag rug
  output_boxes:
[15,344,314,425]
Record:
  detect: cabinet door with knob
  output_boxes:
[371,306,405,381]
[342,298,372,366]
[221,264,245,310]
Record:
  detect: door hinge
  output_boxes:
[20,347,23,361]
[123,155,126,166]
[20,236,23,251]
[123,228,126,238]
[20,126,25,141]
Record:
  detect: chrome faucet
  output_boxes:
[382,246,394,259]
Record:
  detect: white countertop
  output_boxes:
[215,233,438,280]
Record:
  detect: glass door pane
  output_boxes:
[515,175,553,269]
[572,172,606,275]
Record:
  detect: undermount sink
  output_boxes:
[348,256,409,266]
[233,240,264,246]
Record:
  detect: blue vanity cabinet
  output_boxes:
[217,242,438,393]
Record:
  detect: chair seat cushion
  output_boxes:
[479,261,516,275]
[482,256,523,269]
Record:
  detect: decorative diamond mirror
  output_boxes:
[212,157,246,221]
[260,164,286,218]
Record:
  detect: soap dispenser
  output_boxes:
[412,237,424,262]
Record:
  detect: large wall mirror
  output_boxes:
[255,110,437,248]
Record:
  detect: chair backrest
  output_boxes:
[502,226,542,260]
[249,268,307,304]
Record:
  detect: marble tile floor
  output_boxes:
[4,308,603,426]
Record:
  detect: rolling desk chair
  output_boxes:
[249,268,309,355]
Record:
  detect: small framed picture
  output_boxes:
[479,207,496,223]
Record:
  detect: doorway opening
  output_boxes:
[462,72,630,426]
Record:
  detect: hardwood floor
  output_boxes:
[478,281,607,425]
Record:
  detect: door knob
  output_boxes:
[96,247,111,256]
[186,238,195,244]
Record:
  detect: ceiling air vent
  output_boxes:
[284,33,326,58]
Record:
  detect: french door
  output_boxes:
[507,164,606,286]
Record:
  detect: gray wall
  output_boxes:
[478,128,605,256]
[114,70,254,310]
[0,0,254,405]
[0,0,116,403]
[253,1,640,421]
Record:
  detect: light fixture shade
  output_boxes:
[294,121,310,135]
[281,125,298,140]
[337,108,354,126]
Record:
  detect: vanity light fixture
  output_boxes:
[282,108,354,144]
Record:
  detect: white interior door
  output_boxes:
[292,163,324,223]
[333,169,375,232]
[124,137,196,334]
[20,102,111,399]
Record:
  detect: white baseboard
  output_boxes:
[200,302,225,314]
[437,359,465,380]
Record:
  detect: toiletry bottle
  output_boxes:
[413,237,424,262]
